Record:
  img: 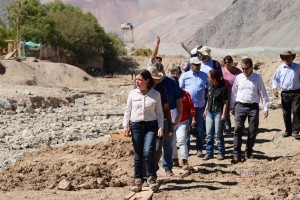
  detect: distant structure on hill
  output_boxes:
[121,23,134,43]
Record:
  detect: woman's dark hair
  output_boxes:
[209,69,225,86]
[223,55,233,63]
[242,58,253,67]
[138,69,155,89]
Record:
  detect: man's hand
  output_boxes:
[156,35,160,45]
[264,111,269,119]
[273,89,279,98]
[158,128,164,137]
[167,123,173,135]
[123,127,131,137]
[175,116,181,124]
[230,108,235,116]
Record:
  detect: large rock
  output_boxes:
[0,99,12,110]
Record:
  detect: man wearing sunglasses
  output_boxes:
[272,51,300,139]
[230,58,269,164]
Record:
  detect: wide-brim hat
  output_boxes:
[147,65,163,79]
[190,56,202,64]
[197,46,211,57]
[280,51,296,60]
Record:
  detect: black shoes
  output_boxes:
[282,132,292,137]
[283,130,300,139]
[231,156,242,164]
[173,158,180,167]
[292,130,300,138]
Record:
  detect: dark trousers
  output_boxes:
[233,102,259,157]
[281,90,300,133]
[131,120,158,179]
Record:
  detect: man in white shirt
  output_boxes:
[230,58,269,164]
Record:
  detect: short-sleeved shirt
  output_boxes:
[154,83,169,106]
[179,70,208,108]
[222,67,242,98]
[160,76,182,110]
[207,84,228,113]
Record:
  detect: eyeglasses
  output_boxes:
[242,67,251,71]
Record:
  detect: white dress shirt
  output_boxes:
[231,72,269,111]
[123,88,164,128]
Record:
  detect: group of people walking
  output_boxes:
[122,36,300,192]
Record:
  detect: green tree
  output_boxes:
[46,0,107,64]
[6,0,126,74]
[0,19,7,48]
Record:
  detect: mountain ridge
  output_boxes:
[186,0,300,48]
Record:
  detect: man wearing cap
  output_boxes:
[272,51,300,139]
[144,65,172,181]
[182,46,202,72]
[150,62,183,176]
[147,36,163,67]
[198,46,223,77]
[179,56,208,157]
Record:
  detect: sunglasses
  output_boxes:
[242,67,251,71]
[224,61,232,64]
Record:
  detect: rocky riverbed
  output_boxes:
[0,77,133,172]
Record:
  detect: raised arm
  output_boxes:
[150,36,160,64]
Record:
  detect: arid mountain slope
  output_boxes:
[40,0,233,44]
[186,0,300,48]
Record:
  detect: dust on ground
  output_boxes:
[0,56,300,200]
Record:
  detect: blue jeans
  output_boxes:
[205,111,225,156]
[162,120,173,170]
[131,120,158,179]
[172,119,189,160]
[187,106,205,152]
[195,107,205,151]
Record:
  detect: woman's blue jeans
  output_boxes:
[205,111,225,156]
[131,120,158,179]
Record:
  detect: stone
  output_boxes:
[0,99,12,110]
[58,179,72,191]
[22,128,34,138]
[75,98,86,106]
[16,106,24,113]
[23,107,36,114]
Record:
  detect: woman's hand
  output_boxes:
[158,128,164,137]
[203,111,207,118]
[221,113,225,120]
[123,127,131,137]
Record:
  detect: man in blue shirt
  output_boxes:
[179,56,208,157]
[272,51,300,139]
